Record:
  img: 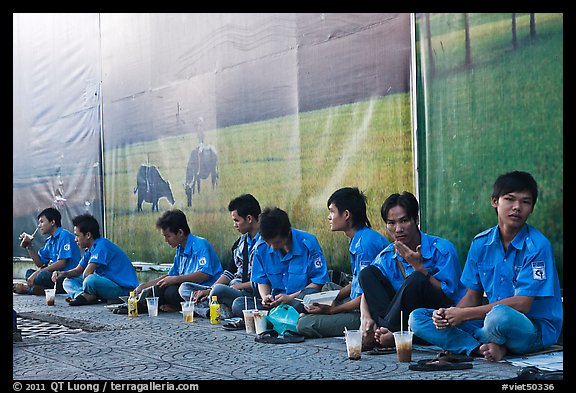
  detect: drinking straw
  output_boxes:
[253,296,257,310]
[31,227,39,237]
[401,310,403,332]
[245,296,247,310]
[152,285,155,299]
[189,290,193,304]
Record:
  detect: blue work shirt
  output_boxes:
[168,233,223,287]
[373,231,466,304]
[251,228,330,295]
[349,226,390,299]
[79,237,139,290]
[37,227,81,271]
[461,224,563,348]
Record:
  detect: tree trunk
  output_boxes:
[464,13,472,68]
[512,13,518,49]
[426,13,435,77]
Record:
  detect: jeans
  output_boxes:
[409,304,544,356]
[25,268,66,294]
[63,274,129,301]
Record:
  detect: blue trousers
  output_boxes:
[409,304,543,356]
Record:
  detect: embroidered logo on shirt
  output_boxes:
[64,244,70,251]
[314,256,323,268]
[531,261,546,280]
[199,256,207,266]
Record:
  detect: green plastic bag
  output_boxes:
[267,304,299,335]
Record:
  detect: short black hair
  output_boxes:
[228,194,261,220]
[327,187,371,228]
[492,171,538,207]
[156,209,191,236]
[381,191,419,223]
[259,207,291,241]
[72,213,101,239]
[38,207,62,227]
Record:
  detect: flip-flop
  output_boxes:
[281,330,305,343]
[433,350,474,363]
[409,358,473,372]
[367,346,396,355]
[255,330,285,344]
[68,294,99,306]
[222,317,245,331]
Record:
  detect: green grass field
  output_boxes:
[104,94,414,272]
[416,13,563,281]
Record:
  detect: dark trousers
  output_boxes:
[139,284,183,310]
[358,265,452,333]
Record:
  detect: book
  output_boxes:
[300,290,340,306]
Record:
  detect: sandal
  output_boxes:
[282,330,305,343]
[222,317,245,331]
[255,330,286,344]
[68,294,99,306]
[409,358,473,371]
[367,346,396,355]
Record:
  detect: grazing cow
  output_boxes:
[184,145,219,207]
[134,165,175,212]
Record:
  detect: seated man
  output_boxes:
[239,207,330,314]
[55,213,139,306]
[14,207,81,295]
[192,194,261,318]
[296,187,390,338]
[409,171,563,361]
[359,191,466,349]
[135,209,223,313]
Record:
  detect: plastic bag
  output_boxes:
[267,304,299,335]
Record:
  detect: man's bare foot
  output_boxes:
[13,283,30,294]
[479,342,507,362]
[374,327,395,347]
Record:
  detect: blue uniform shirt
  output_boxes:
[251,228,330,295]
[349,226,390,299]
[79,237,139,290]
[168,233,223,287]
[373,231,466,304]
[461,224,563,348]
[37,227,81,271]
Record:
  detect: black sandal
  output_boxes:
[68,294,99,306]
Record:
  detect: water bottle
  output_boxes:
[127,291,138,317]
[209,295,220,324]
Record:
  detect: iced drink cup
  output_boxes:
[146,297,159,317]
[345,329,362,360]
[253,310,269,334]
[45,288,56,306]
[181,301,194,323]
[393,331,413,362]
[242,309,256,334]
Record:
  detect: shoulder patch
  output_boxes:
[531,260,546,280]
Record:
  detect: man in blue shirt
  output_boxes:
[359,192,466,350]
[135,209,223,313]
[296,187,390,338]
[189,194,262,318]
[410,171,563,361]
[14,207,81,296]
[248,207,330,314]
[56,213,139,306]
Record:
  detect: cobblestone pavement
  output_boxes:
[13,292,525,382]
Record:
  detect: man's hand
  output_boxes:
[304,303,332,315]
[394,241,423,269]
[193,289,210,302]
